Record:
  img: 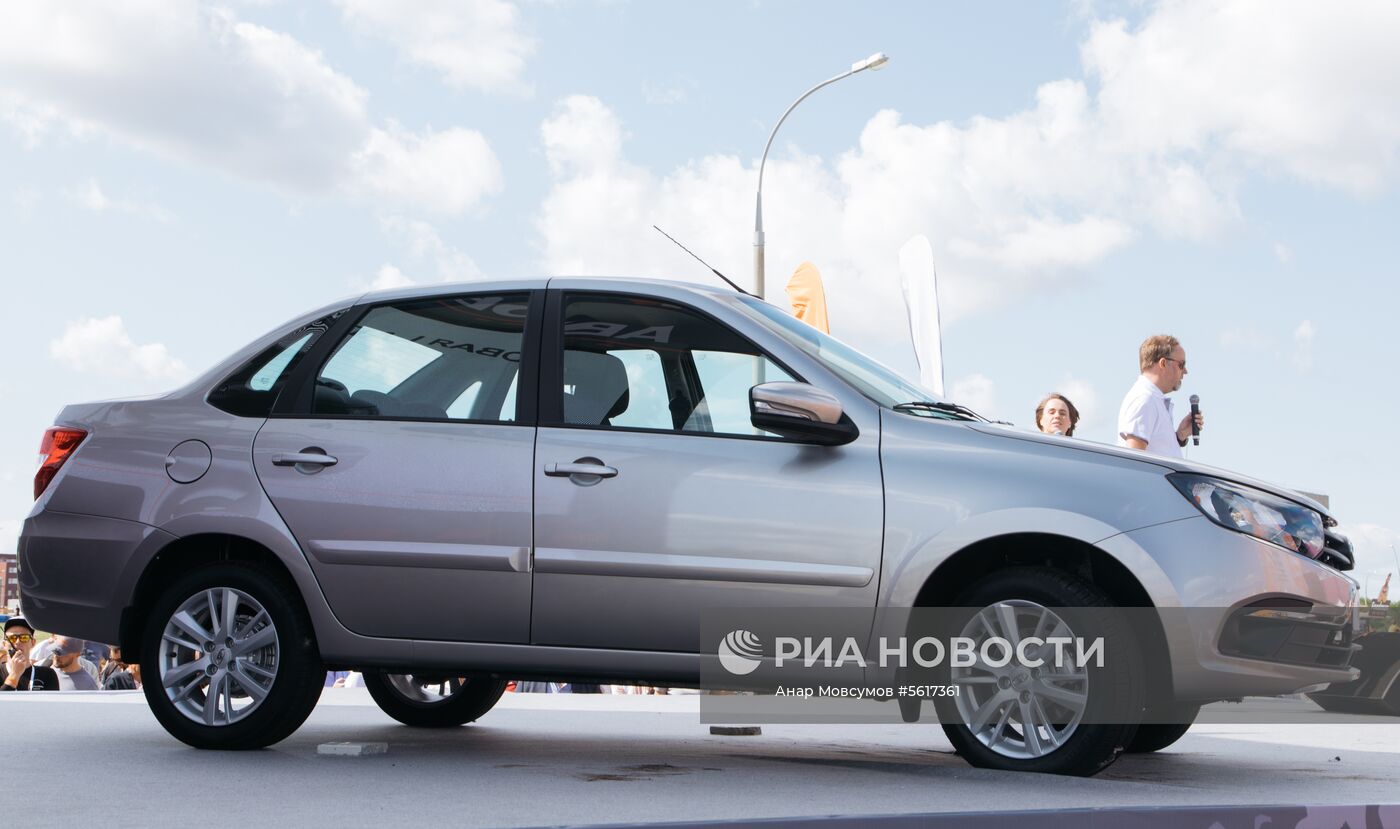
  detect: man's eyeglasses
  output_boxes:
[1164,357,1187,370]
[5,633,34,644]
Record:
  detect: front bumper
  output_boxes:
[1103,515,1360,702]
[17,509,174,644]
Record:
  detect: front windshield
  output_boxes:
[733,295,941,408]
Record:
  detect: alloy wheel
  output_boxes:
[158,587,280,726]
[385,674,468,704]
[951,600,1089,759]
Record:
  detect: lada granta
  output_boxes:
[19,277,1359,775]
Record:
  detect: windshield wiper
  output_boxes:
[891,400,983,421]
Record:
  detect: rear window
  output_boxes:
[207,313,341,417]
[310,294,528,423]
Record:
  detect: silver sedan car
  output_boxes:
[19,277,1359,775]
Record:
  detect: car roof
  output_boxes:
[356,276,739,306]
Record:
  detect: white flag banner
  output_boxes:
[899,234,944,397]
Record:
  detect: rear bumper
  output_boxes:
[1104,516,1360,702]
[17,509,174,644]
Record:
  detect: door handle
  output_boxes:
[272,450,338,468]
[544,462,618,478]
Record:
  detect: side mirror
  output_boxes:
[750,382,859,446]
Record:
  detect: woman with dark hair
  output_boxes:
[1035,393,1080,437]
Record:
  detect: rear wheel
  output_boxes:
[363,671,506,727]
[140,563,324,749]
[933,567,1145,777]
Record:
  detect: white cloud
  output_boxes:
[369,263,415,290]
[378,215,484,282]
[1274,242,1294,265]
[541,95,627,176]
[951,374,998,420]
[70,178,173,222]
[49,316,191,384]
[531,93,1189,363]
[334,0,534,93]
[351,124,503,214]
[534,3,1400,359]
[1293,319,1316,370]
[75,179,108,211]
[0,2,501,214]
[1082,1,1400,194]
[1,100,57,148]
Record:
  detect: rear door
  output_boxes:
[253,289,541,643]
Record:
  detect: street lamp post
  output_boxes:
[753,51,888,299]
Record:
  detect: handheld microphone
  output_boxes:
[1189,394,1200,446]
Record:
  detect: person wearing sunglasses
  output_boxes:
[1117,334,1205,458]
[50,636,99,690]
[1,617,59,691]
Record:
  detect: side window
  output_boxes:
[558,295,795,438]
[690,350,782,435]
[607,350,671,429]
[314,293,529,422]
[207,314,339,417]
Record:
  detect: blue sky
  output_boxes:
[2,0,1398,592]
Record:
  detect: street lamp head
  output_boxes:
[853,52,890,73]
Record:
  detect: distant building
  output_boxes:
[0,552,17,613]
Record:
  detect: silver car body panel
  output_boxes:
[531,426,884,651]
[18,276,1359,698]
[252,419,534,643]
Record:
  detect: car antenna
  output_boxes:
[653,225,753,296]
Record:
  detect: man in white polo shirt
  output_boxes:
[1117,334,1204,458]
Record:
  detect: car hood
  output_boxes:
[966,422,1334,521]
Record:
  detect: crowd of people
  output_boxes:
[2,616,140,692]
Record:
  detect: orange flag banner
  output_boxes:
[785,261,830,334]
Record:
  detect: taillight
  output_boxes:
[35,427,87,499]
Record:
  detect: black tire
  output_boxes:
[932,566,1145,777]
[1125,705,1199,753]
[140,563,324,750]
[363,672,507,727]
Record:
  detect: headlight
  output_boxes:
[1168,473,1325,559]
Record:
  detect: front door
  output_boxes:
[254,290,539,643]
[530,291,884,653]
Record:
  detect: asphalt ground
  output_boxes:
[2,690,1398,828]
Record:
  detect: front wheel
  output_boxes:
[1125,705,1199,753]
[363,672,506,727]
[140,563,325,750]
[932,567,1145,777]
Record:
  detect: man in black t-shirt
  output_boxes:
[1,618,59,691]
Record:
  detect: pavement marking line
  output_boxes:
[317,741,388,757]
